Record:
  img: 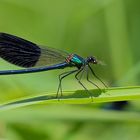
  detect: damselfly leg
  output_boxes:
[75,67,93,101]
[88,64,108,88]
[85,65,102,92]
[57,69,78,99]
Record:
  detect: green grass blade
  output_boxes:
[0,86,140,110]
[1,106,140,123]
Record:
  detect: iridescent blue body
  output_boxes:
[66,54,86,69]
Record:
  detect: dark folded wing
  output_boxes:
[0,33,68,68]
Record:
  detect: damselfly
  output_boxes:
[0,33,107,99]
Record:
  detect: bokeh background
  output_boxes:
[0,0,140,139]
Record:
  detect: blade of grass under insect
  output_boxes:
[0,86,140,110]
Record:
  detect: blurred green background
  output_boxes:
[0,0,140,139]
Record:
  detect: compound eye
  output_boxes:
[87,56,97,64]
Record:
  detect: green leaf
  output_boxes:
[0,86,140,110]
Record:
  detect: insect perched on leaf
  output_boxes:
[0,33,107,99]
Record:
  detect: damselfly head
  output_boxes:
[87,56,98,64]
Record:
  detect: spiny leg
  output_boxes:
[85,65,102,92]
[75,67,93,101]
[59,70,78,98]
[88,64,108,88]
[56,69,78,99]
[57,70,76,99]
[75,67,88,91]
[57,71,71,98]
[76,67,85,81]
